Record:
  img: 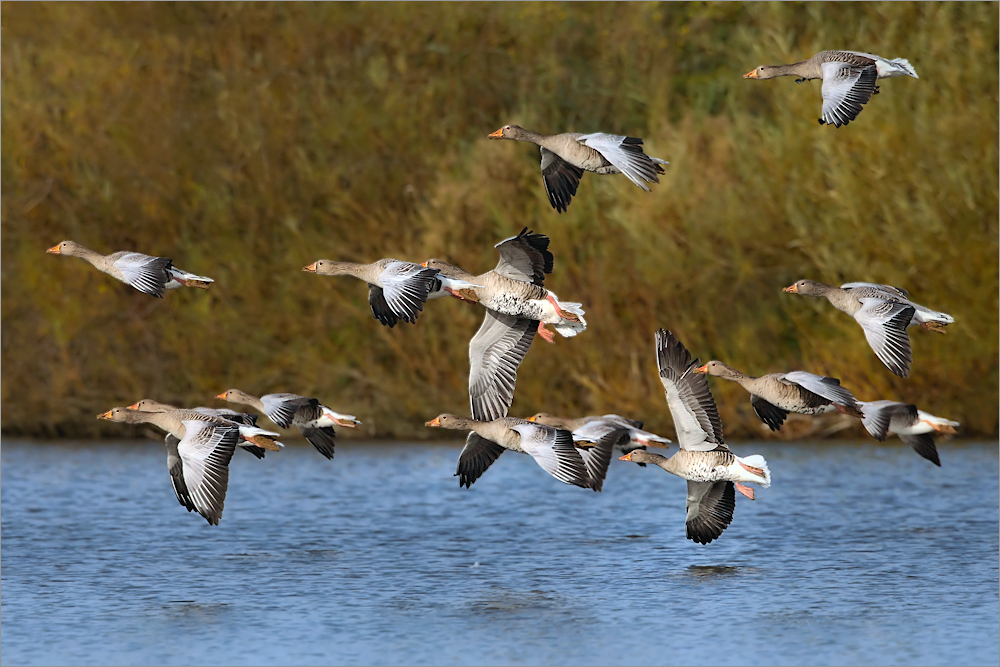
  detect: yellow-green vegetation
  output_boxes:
[2,2,997,440]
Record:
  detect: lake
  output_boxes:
[1,438,997,666]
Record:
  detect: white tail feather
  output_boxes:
[736,454,771,488]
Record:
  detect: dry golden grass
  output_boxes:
[2,2,996,440]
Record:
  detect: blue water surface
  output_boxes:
[2,438,997,666]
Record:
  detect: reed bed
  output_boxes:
[2,2,996,439]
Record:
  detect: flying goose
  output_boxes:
[303,258,453,327]
[126,399,283,458]
[98,406,240,525]
[47,240,213,297]
[617,330,771,545]
[425,414,597,490]
[217,389,359,460]
[488,125,668,212]
[744,50,918,127]
[526,413,672,465]
[693,361,862,432]
[783,279,953,378]
[423,229,586,422]
[858,400,959,466]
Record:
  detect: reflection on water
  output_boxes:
[2,439,998,666]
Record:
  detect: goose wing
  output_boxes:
[113,253,173,298]
[368,285,400,327]
[819,60,878,127]
[572,427,627,492]
[899,432,941,466]
[258,393,312,429]
[858,400,916,441]
[841,282,910,300]
[377,261,440,324]
[779,371,859,408]
[855,299,915,378]
[750,395,789,432]
[540,148,584,213]
[176,420,239,525]
[469,309,536,421]
[510,423,590,489]
[654,329,726,451]
[164,435,197,513]
[575,133,664,190]
[455,433,507,488]
[493,227,554,285]
[685,480,736,545]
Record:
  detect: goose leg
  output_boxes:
[920,321,948,334]
[734,482,755,500]
[537,321,555,344]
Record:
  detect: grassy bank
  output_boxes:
[2,2,997,440]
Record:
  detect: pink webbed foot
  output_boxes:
[734,482,755,500]
[537,321,556,343]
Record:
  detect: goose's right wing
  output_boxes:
[493,228,553,285]
[855,299,915,378]
[378,262,440,324]
[469,309,536,421]
[164,435,197,513]
[654,329,725,451]
[368,285,400,327]
[819,61,878,127]
[576,133,664,190]
[780,371,859,408]
[177,421,239,525]
[841,282,910,300]
[113,253,173,298]
[511,423,590,489]
[573,427,627,492]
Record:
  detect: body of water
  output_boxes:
[2,438,997,665]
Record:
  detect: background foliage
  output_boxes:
[3,2,997,440]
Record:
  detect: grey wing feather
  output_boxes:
[819,62,878,127]
[855,300,915,378]
[576,133,665,190]
[540,148,584,213]
[899,432,941,466]
[780,371,859,408]
[178,422,239,525]
[469,309,536,421]
[841,282,910,300]
[299,426,336,460]
[655,329,726,451]
[113,253,174,298]
[378,262,440,324]
[260,394,310,429]
[493,227,553,285]
[859,400,916,441]
[750,394,789,432]
[368,285,400,327]
[575,428,627,492]
[164,435,197,512]
[685,480,736,545]
[455,433,506,488]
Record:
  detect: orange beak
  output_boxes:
[420,261,428,268]
[97,409,114,420]
[487,127,504,139]
[783,283,798,293]
[126,401,141,410]
[215,392,228,400]
[694,364,708,374]
[618,452,634,462]
[526,415,537,422]
[302,262,317,273]
[743,69,759,79]
[425,417,441,427]
[46,244,61,254]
